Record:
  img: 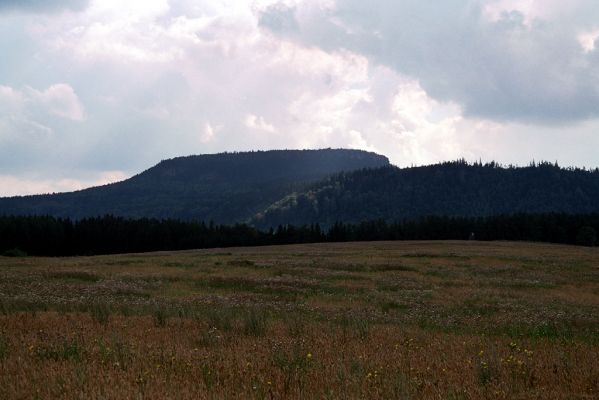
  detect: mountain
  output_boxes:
[253,160,599,228]
[0,149,389,223]
[5,153,599,228]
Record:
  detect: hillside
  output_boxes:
[4,154,599,227]
[254,161,599,227]
[0,149,389,223]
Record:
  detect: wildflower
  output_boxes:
[307,353,312,359]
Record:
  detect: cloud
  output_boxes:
[26,84,86,121]
[0,83,86,176]
[258,2,299,34]
[245,114,276,133]
[578,29,599,52]
[260,0,599,124]
[0,0,89,13]
[0,170,127,197]
[0,83,85,126]
[0,85,24,112]
[3,0,599,196]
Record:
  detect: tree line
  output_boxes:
[254,161,599,228]
[0,213,597,257]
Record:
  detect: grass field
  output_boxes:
[1,241,598,399]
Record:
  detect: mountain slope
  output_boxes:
[0,149,389,223]
[253,161,599,228]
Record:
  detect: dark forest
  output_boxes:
[1,213,596,257]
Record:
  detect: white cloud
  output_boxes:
[0,83,85,123]
[0,85,25,114]
[0,170,127,197]
[578,29,599,52]
[200,122,217,143]
[88,0,169,20]
[25,84,86,121]
[245,114,276,133]
[2,0,599,197]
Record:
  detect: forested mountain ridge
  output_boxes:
[253,160,599,228]
[0,149,389,223]
[4,153,599,228]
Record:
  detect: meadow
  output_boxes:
[0,241,597,399]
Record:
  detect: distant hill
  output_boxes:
[4,153,599,228]
[253,161,599,228]
[0,149,389,223]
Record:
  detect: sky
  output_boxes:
[1,0,599,196]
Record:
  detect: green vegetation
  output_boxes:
[2,212,599,256]
[1,248,27,257]
[0,149,388,222]
[254,160,599,227]
[3,153,599,234]
[0,241,597,398]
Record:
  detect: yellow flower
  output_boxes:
[307,353,312,359]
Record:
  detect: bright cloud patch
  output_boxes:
[578,29,599,52]
[26,84,86,121]
[0,83,85,122]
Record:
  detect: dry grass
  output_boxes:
[1,241,598,399]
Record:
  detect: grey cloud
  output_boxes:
[260,0,599,124]
[258,3,299,34]
[0,0,89,13]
